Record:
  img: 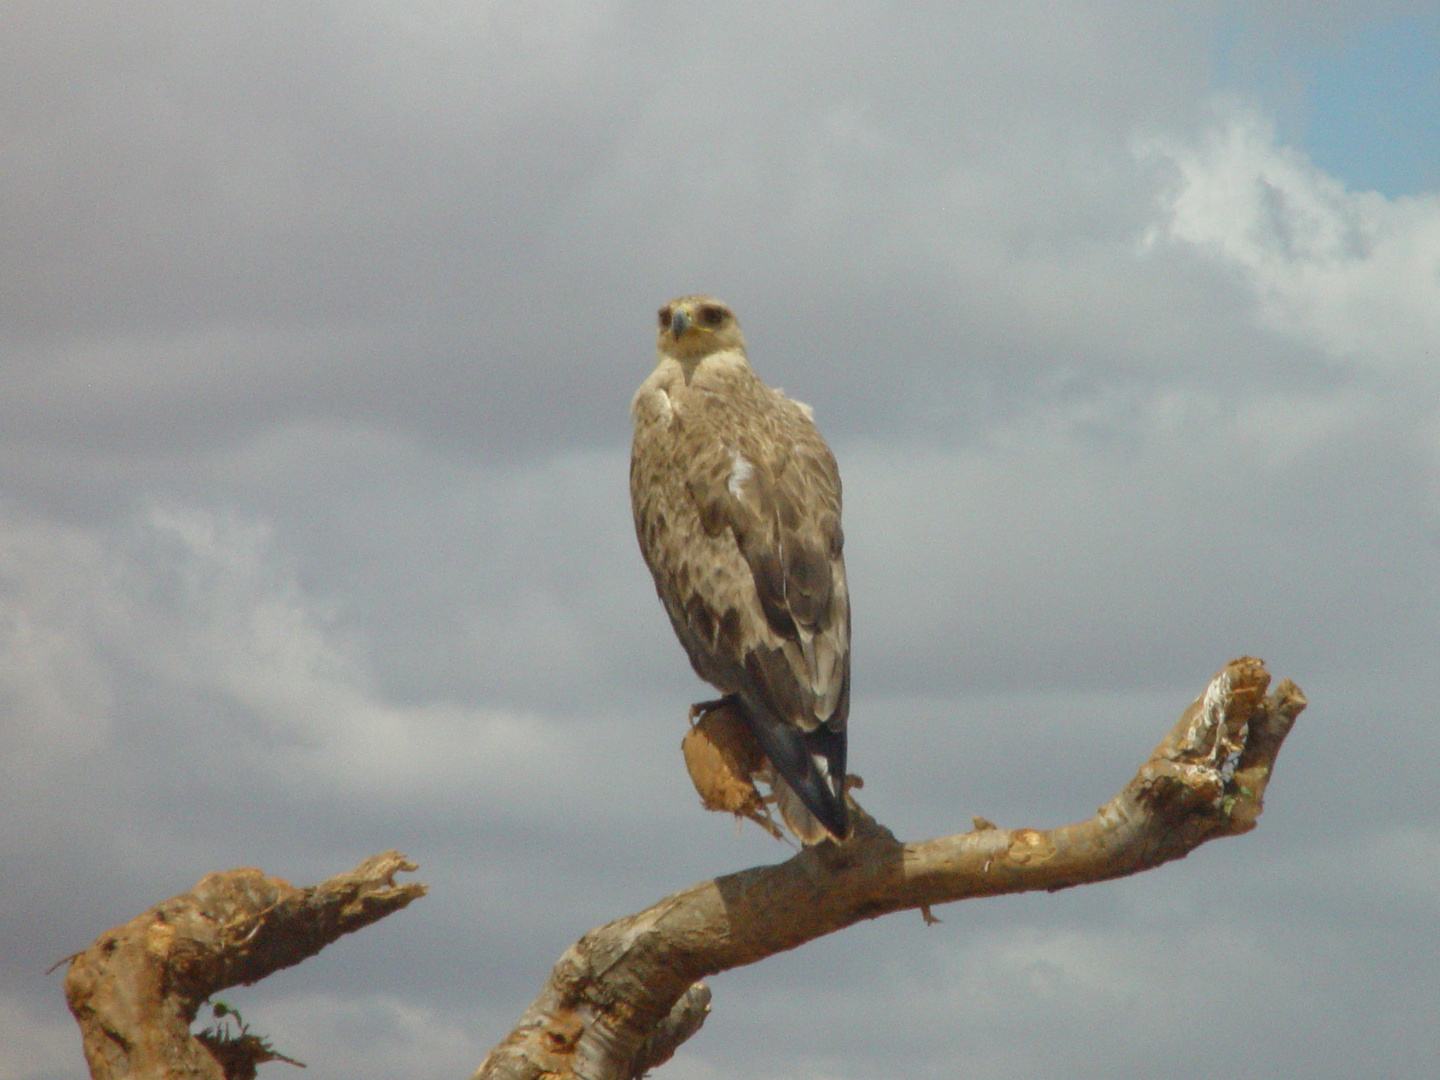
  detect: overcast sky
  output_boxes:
[4,4,1439,1079]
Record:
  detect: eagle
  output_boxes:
[630,295,851,844]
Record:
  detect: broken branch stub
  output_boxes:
[64,851,425,1080]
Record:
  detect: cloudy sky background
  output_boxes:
[3,3,1439,1078]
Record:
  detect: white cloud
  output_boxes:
[122,504,622,806]
[0,495,643,825]
[0,507,121,773]
[1140,101,1440,372]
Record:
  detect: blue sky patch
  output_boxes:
[1215,15,1440,198]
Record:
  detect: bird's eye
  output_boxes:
[658,306,672,329]
[699,305,726,327]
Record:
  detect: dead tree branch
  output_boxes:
[64,851,425,1080]
[59,659,1303,1080]
[474,657,1304,1080]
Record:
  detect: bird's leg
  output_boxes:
[687,695,741,725]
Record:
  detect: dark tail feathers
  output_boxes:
[734,701,849,841]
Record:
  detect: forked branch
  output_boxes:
[474,657,1304,1080]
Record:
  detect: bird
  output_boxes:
[630,295,851,844]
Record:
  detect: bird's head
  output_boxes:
[656,296,746,364]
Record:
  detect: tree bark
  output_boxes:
[64,851,425,1080]
[473,657,1304,1080]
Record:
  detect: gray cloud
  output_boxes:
[3,4,1438,1080]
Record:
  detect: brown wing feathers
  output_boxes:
[632,297,852,842]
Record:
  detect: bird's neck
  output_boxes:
[661,348,751,387]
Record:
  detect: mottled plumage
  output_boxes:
[631,296,851,843]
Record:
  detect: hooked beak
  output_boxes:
[670,306,692,337]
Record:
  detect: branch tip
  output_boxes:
[65,853,425,1080]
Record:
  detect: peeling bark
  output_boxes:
[474,658,1304,1080]
[64,852,425,1080]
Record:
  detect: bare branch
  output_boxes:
[474,658,1305,1080]
[58,661,1303,1080]
[64,852,425,1080]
